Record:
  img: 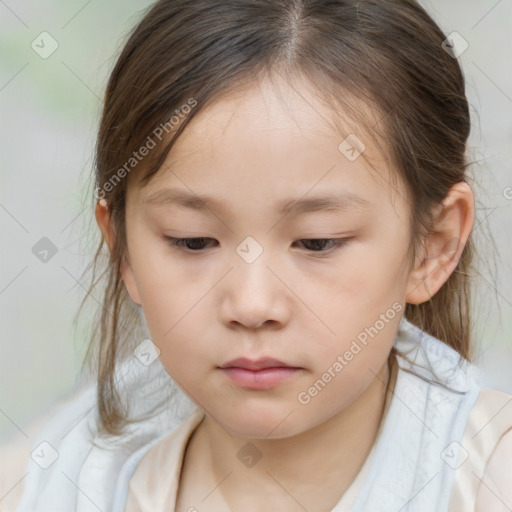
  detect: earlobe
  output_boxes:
[94,200,142,306]
[405,182,475,305]
[120,257,143,307]
[95,199,116,253]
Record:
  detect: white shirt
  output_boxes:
[10,317,512,512]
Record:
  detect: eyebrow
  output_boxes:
[143,188,371,216]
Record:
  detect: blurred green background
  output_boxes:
[0,0,511,448]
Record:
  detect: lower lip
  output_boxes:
[220,367,301,389]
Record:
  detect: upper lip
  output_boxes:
[219,357,298,370]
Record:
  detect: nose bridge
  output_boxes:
[233,237,275,299]
[220,235,288,328]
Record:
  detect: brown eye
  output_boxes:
[294,238,350,253]
[164,237,217,251]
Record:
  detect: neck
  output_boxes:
[192,357,396,512]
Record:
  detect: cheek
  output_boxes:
[341,228,409,302]
[138,282,207,358]
[131,259,214,374]
[302,235,407,371]
[142,302,211,392]
[128,258,188,351]
[301,311,400,412]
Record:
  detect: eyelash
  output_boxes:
[163,237,350,254]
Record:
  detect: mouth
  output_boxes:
[218,357,303,389]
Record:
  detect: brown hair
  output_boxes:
[78,0,478,436]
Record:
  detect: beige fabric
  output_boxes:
[125,407,376,512]
[126,358,395,512]
[448,387,512,511]
[125,383,512,512]
[2,371,511,512]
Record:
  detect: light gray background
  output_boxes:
[1,0,511,452]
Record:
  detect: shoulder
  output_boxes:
[474,427,512,511]
[0,386,96,512]
[124,408,204,510]
[0,437,30,512]
[453,387,512,511]
[133,408,204,471]
[466,387,512,446]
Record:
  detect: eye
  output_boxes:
[163,236,350,254]
[164,237,217,251]
[294,238,350,253]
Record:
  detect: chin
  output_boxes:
[213,406,308,440]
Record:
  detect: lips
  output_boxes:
[218,357,298,371]
[218,357,302,389]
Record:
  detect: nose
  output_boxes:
[218,256,290,330]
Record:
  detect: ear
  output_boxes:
[94,199,142,306]
[405,182,475,305]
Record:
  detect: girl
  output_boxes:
[13,0,512,511]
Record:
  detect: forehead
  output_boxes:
[131,75,407,217]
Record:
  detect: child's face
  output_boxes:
[122,75,414,438]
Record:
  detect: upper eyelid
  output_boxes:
[165,236,346,241]
[164,236,350,251]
